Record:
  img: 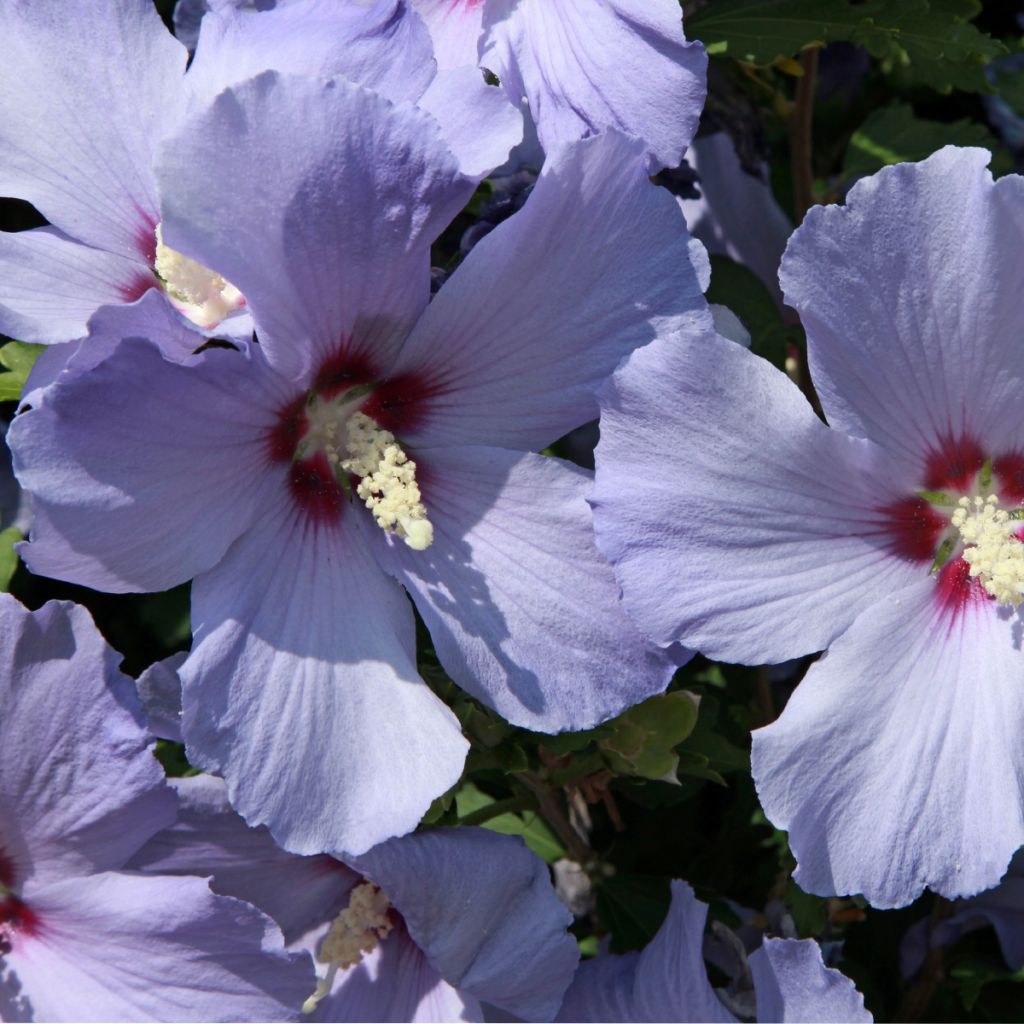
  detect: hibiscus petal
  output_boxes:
[310,925,481,1024]
[411,0,485,70]
[418,66,523,179]
[158,72,472,381]
[183,487,468,857]
[0,0,186,259]
[129,775,357,944]
[0,596,175,892]
[352,828,578,1020]
[378,445,677,731]
[7,872,313,1021]
[749,939,871,1023]
[753,577,1024,907]
[555,881,733,1023]
[136,651,187,743]
[10,335,285,593]
[392,130,711,452]
[780,146,1024,468]
[480,0,706,170]
[0,227,152,345]
[592,331,916,663]
[679,133,793,307]
[186,0,435,109]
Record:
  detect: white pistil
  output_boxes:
[341,412,434,550]
[301,882,393,1015]
[951,494,1024,605]
[153,224,243,328]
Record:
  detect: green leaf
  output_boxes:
[596,874,671,953]
[454,783,565,863]
[844,103,1009,179]
[0,527,20,592]
[598,691,700,781]
[784,879,826,937]
[0,341,43,402]
[993,62,1024,116]
[689,0,1003,92]
[705,256,802,372]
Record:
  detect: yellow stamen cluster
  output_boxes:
[154,224,243,327]
[341,412,434,550]
[951,494,1024,605]
[301,883,393,1014]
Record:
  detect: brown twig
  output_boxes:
[788,48,820,225]
[895,896,954,1022]
[519,772,594,865]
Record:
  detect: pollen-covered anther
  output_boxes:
[951,494,1024,605]
[341,412,434,550]
[153,224,244,328]
[301,882,393,1014]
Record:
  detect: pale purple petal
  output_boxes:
[158,72,471,382]
[391,130,711,452]
[311,926,481,1023]
[412,0,485,70]
[10,334,286,592]
[418,66,523,178]
[753,577,1024,907]
[352,828,578,1020]
[7,872,313,1021]
[0,596,175,893]
[0,0,186,259]
[0,228,153,345]
[556,881,733,1022]
[749,939,871,1023]
[186,0,435,109]
[378,445,676,731]
[136,651,187,743]
[592,331,916,663]
[183,488,468,856]
[680,133,792,307]
[780,147,1024,470]
[480,0,706,170]
[129,775,357,944]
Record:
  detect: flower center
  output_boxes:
[153,224,244,328]
[951,494,1024,605]
[286,391,434,549]
[301,882,394,1014]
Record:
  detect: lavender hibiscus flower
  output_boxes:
[0,594,314,1021]
[10,71,709,857]
[556,881,870,1023]
[0,0,519,348]
[592,147,1024,908]
[129,774,579,1022]
[413,0,706,172]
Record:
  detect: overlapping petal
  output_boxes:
[130,775,357,944]
[0,228,153,345]
[6,873,313,1022]
[781,147,1024,469]
[158,72,472,381]
[378,445,676,731]
[0,0,186,259]
[391,130,711,452]
[480,0,706,170]
[749,939,871,1023]
[352,828,578,1020]
[186,0,436,108]
[556,881,731,1023]
[0,596,175,892]
[412,0,486,70]
[753,578,1024,907]
[183,487,468,856]
[11,335,284,593]
[593,330,915,663]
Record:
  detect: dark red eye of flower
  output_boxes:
[923,435,985,491]
[876,497,945,563]
[289,453,344,524]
